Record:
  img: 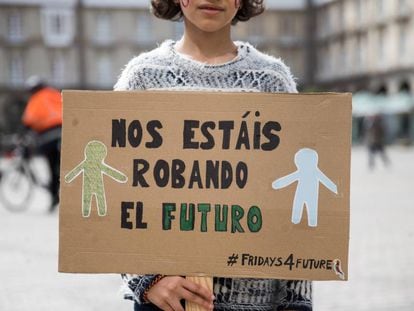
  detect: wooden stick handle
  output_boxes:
[185,276,213,311]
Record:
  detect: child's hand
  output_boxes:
[147,276,214,311]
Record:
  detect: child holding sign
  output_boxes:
[115,0,312,310]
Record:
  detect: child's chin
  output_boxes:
[192,20,231,33]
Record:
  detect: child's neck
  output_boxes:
[175,22,238,65]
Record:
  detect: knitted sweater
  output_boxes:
[115,40,312,311]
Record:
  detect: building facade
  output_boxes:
[0,0,307,93]
[1,0,413,140]
[1,0,413,94]
[314,0,414,143]
[0,0,308,133]
[315,0,414,94]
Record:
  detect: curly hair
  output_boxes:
[150,0,265,24]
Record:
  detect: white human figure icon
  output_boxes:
[272,148,338,227]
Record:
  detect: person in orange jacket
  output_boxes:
[22,76,62,212]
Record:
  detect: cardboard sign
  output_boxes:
[59,91,351,281]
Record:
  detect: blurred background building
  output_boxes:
[0,0,308,91]
[0,0,413,141]
[314,0,414,143]
[315,0,414,94]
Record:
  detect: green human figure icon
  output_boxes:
[64,140,128,217]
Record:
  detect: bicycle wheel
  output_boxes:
[0,164,33,212]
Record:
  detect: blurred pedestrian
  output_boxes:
[364,113,390,169]
[22,76,62,212]
[115,1,311,311]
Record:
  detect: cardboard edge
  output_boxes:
[62,89,353,97]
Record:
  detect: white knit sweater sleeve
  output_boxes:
[113,55,147,91]
[249,46,298,93]
[272,59,298,93]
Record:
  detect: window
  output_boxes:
[340,40,348,74]
[378,29,385,62]
[355,36,363,69]
[41,8,75,47]
[398,0,409,13]
[337,2,344,32]
[280,16,295,37]
[376,0,385,18]
[249,18,263,37]
[97,55,112,87]
[323,8,332,37]
[333,43,341,75]
[51,53,65,86]
[137,13,153,43]
[246,17,263,44]
[319,47,330,76]
[7,11,23,42]
[361,34,367,69]
[52,14,63,34]
[9,54,24,86]
[325,46,333,76]
[399,24,408,59]
[318,49,324,75]
[354,35,367,71]
[96,12,112,44]
[355,0,363,24]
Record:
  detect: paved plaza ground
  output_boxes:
[1,146,413,311]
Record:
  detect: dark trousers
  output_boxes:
[38,137,61,209]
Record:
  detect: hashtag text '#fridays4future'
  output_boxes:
[227,253,337,272]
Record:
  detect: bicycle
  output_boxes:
[0,133,45,212]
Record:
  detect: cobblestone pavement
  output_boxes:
[1,146,413,311]
[0,157,132,311]
[314,146,414,311]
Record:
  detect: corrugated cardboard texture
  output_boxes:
[59,91,351,281]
